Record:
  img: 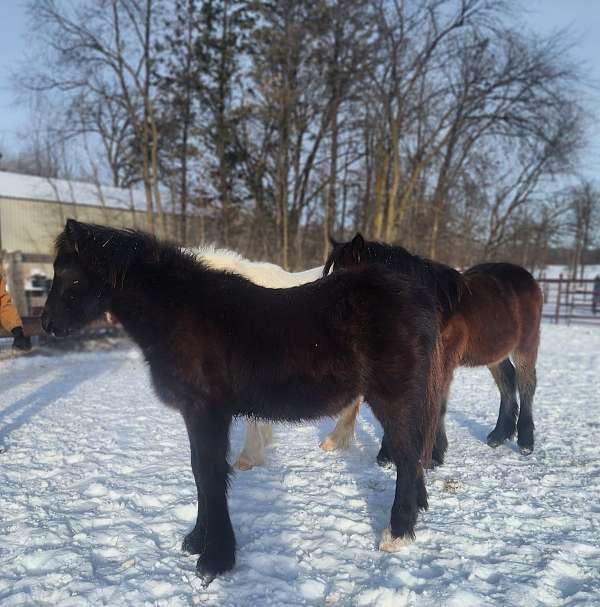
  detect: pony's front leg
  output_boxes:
[182,410,235,584]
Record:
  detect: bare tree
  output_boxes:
[22,0,166,235]
[14,0,590,269]
[567,181,599,279]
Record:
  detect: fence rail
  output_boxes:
[537,276,600,325]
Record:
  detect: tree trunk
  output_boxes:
[372,140,389,239]
[323,107,339,261]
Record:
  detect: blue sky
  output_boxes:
[1,0,599,176]
[0,1,29,147]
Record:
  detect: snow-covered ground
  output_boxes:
[1,325,599,606]
[537,265,600,280]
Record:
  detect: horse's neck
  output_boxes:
[108,253,208,350]
[397,251,444,283]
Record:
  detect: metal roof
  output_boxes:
[0,170,149,210]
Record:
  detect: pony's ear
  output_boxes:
[65,219,83,241]
[351,232,366,263]
[329,234,339,248]
[65,219,91,253]
[66,219,93,241]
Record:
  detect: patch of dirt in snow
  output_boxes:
[0,324,599,606]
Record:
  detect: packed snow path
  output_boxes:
[0,324,599,606]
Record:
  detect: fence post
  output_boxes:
[555,274,562,324]
[565,276,571,324]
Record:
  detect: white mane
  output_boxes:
[187,244,323,288]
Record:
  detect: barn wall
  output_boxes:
[0,196,204,317]
[0,197,152,256]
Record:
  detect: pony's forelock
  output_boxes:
[55,222,163,288]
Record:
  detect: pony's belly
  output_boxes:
[456,303,520,367]
[462,334,515,367]
[232,383,359,422]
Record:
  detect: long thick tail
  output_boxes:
[421,337,443,468]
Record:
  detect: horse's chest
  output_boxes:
[146,348,231,409]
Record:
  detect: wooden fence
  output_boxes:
[537,276,600,325]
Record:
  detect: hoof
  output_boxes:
[376,454,393,468]
[196,568,216,588]
[430,453,444,469]
[487,422,516,448]
[195,551,235,585]
[182,530,204,555]
[486,430,510,448]
[416,489,428,512]
[379,527,414,552]
[234,457,255,471]
[319,435,337,452]
[518,445,534,456]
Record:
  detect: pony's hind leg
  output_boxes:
[234,420,273,470]
[415,465,428,511]
[486,358,519,448]
[320,397,361,451]
[514,349,537,455]
[431,394,449,467]
[379,453,420,551]
[182,410,235,584]
[376,433,393,467]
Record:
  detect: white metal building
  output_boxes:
[0,171,181,317]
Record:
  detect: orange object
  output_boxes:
[0,273,23,332]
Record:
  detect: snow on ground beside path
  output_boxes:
[537,265,600,280]
[0,324,599,606]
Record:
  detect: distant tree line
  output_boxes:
[6,0,599,272]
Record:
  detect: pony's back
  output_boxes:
[191,245,323,288]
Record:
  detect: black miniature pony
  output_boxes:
[324,234,542,464]
[42,220,442,584]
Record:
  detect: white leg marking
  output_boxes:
[234,421,272,471]
[379,527,414,552]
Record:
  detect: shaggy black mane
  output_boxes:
[56,222,200,289]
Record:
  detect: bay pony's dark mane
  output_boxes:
[324,239,465,320]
